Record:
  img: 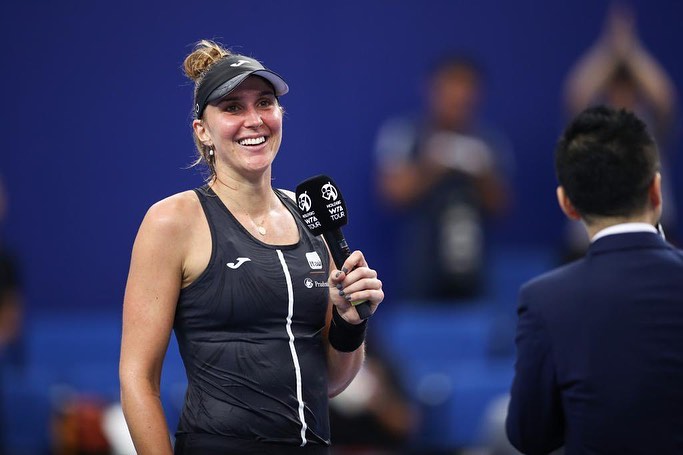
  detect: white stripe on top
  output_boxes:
[276,249,308,446]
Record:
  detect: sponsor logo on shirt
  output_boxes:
[306,252,323,270]
[304,278,328,289]
[226,257,251,269]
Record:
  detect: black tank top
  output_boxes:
[173,186,331,448]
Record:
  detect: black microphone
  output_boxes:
[295,175,373,320]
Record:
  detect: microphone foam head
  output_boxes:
[295,175,348,235]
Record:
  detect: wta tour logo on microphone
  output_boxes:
[320,181,345,221]
[297,191,321,232]
[321,182,338,201]
[296,175,348,234]
[298,192,312,212]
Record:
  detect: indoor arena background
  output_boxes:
[1,1,682,453]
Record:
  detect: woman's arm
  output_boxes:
[120,196,195,455]
[324,250,384,397]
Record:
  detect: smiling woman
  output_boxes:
[196,77,284,181]
[118,40,384,455]
[184,44,289,179]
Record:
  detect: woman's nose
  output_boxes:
[244,108,264,128]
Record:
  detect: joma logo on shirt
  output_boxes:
[226,257,251,269]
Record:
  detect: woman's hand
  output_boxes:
[328,250,384,324]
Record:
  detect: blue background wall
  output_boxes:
[0,0,682,451]
[2,0,682,314]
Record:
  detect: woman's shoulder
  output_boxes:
[149,189,201,216]
[141,190,204,237]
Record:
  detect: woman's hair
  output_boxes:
[183,40,232,178]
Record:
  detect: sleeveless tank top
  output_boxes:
[173,186,331,447]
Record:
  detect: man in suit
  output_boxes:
[506,105,683,454]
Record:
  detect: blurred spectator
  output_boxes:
[329,336,419,454]
[0,175,23,453]
[561,2,679,260]
[0,177,22,357]
[102,403,136,455]
[51,391,111,455]
[375,54,513,301]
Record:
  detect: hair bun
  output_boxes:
[183,40,231,82]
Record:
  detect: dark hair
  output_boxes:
[555,105,659,220]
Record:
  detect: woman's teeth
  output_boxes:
[238,137,266,146]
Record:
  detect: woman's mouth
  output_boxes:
[238,136,267,146]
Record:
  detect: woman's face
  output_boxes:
[195,76,283,178]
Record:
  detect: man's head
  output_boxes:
[555,105,661,225]
[426,55,483,130]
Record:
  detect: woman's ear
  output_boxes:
[557,186,582,221]
[193,119,211,144]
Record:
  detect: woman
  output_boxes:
[119,40,383,454]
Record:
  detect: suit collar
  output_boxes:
[588,231,669,256]
[591,222,658,242]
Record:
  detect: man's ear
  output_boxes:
[557,186,582,221]
[649,172,662,211]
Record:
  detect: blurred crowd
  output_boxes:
[335,3,679,454]
[0,3,680,454]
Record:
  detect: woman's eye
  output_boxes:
[223,104,240,113]
[258,98,274,108]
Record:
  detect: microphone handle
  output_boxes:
[322,229,373,320]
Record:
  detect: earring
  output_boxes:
[209,149,214,157]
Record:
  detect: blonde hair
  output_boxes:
[183,40,232,178]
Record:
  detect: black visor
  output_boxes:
[194,54,289,118]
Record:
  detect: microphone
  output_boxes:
[295,175,373,320]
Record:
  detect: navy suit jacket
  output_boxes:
[506,232,683,454]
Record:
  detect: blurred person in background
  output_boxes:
[0,178,22,356]
[506,106,683,454]
[329,334,419,454]
[51,393,111,455]
[375,54,513,301]
[119,40,384,455]
[561,2,679,260]
[0,175,23,453]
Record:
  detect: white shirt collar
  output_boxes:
[591,222,658,243]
